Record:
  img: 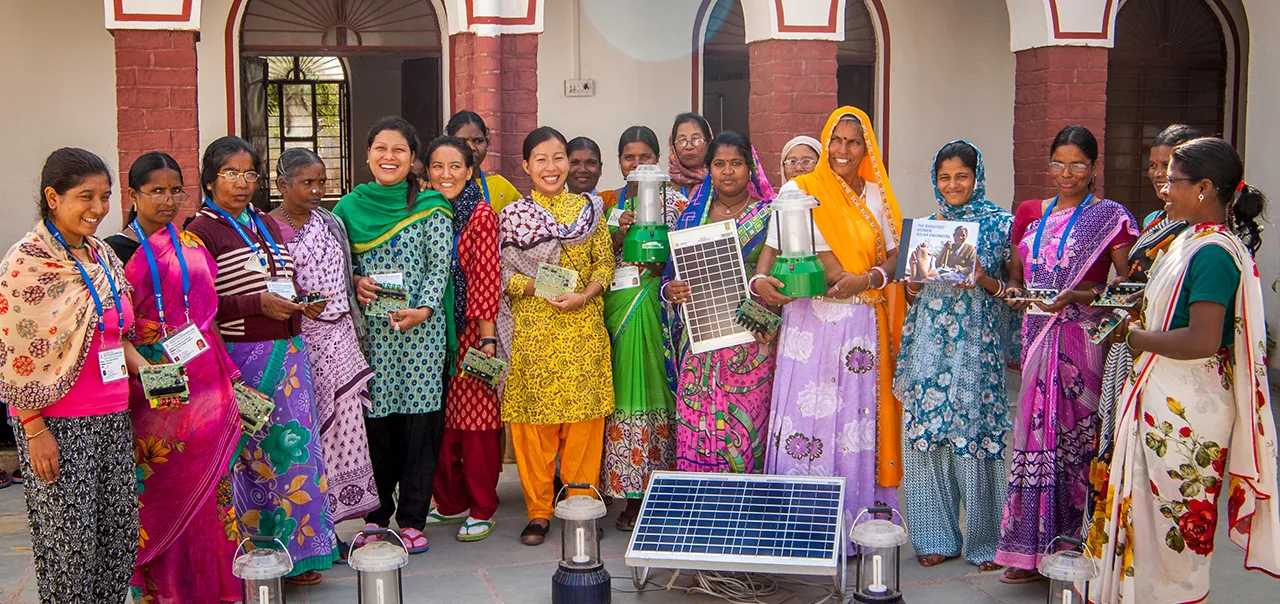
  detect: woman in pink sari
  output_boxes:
[120,152,242,602]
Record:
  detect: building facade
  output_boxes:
[2,0,1276,369]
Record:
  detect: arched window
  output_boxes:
[264,56,349,201]
[1105,0,1229,218]
[838,0,877,121]
[701,0,749,134]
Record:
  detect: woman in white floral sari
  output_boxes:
[1089,137,1280,603]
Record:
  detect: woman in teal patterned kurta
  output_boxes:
[333,117,453,553]
[893,141,1020,570]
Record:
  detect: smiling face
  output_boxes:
[428,145,473,201]
[1161,159,1211,222]
[782,144,819,181]
[673,121,708,170]
[207,150,257,215]
[826,118,867,184]
[935,157,976,207]
[567,148,602,195]
[46,173,112,240]
[129,167,184,228]
[523,138,569,198]
[619,141,657,180]
[709,145,750,199]
[368,129,414,187]
[1148,144,1175,198]
[279,161,327,214]
[454,123,489,168]
[1049,144,1095,198]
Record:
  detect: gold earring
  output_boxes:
[1198,193,1205,203]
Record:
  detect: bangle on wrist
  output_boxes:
[869,267,888,289]
[748,274,768,296]
[20,413,42,427]
[26,427,49,441]
[1125,327,1136,348]
[479,337,498,347]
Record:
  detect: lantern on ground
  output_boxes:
[622,164,671,263]
[1038,537,1096,604]
[233,536,293,604]
[551,483,611,604]
[848,506,907,604]
[349,528,409,604]
[769,188,827,298]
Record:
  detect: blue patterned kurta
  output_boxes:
[352,213,452,417]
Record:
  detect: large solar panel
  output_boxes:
[668,220,756,354]
[625,472,846,577]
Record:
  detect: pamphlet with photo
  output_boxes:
[894,218,982,286]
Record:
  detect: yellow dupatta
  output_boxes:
[792,106,907,487]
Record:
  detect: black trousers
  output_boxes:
[364,410,444,531]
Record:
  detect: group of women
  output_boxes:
[0,101,1275,603]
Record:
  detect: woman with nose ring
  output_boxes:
[269,148,379,550]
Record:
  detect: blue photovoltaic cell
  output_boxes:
[630,474,842,561]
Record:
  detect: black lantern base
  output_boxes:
[853,589,905,604]
[552,563,611,604]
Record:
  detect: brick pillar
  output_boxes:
[748,39,838,187]
[450,32,537,194]
[1012,45,1108,205]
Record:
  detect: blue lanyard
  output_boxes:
[45,221,124,333]
[477,170,491,205]
[206,201,286,270]
[1031,193,1094,271]
[131,221,191,329]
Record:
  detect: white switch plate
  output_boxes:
[564,78,596,97]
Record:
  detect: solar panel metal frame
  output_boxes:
[668,220,757,354]
[624,471,846,577]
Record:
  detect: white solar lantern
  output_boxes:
[349,528,410,604]
[232,537,293,604]
[552,483,611,603]
[622,164,671,263]
[1037,537,1097,604]
[848,506,908,604]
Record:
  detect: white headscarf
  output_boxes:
[779,135,822,183]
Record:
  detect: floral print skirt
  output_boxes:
[764,298,897,521]
[227,336,337,576]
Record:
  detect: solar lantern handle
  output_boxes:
[851,506,905,528]
[1044,535,1085,556]
[555,482,603,504]
[351,527,407,554]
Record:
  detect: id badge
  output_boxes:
[264,276,297,300]
[371,272,405,287]
[610,266,641,291]
[607,207,625,227]
[99,347,128,383]
[160,324,210,366]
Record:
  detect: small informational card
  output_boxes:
[1092,283,1144,309]
[99,347,128,383]
[264,276,297,300]
[1086,309,1130,344]
[366,284,409,318]
[535,262,579,299]
[610,266,642,291]
[160,324,210,366]
[460,347,508,388]
[607,207,626,228]
[734,299,781,336]
[894,218,982,286]
[140,363,190,409]
[234,381,275,436]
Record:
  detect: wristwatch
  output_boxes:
[479,337,498,348]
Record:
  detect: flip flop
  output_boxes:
[457,517,495,542]
[284,570,323,586]
[400,527,429,554]
[521,520,550,546]
[1000,568,1045,584]
[351,523,384,548]
[426,507,470,526]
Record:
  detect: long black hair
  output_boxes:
[522,127,568,161]
[1171,137,1267,255]
[366,116,423,211]
[126,151,182,224]
[37,148,112,221]
[424,135,476,170]
[618,125,661,157]
[1152,124,1202,148]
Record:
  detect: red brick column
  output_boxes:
[747,39,838,187]
[113,30,200,226]
[450,32,537,194]
[1012,45,1108,205]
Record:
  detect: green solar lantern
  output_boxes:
[622,164,670,264]
[770,188,827,298]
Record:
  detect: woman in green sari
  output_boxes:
[599,126,688,530]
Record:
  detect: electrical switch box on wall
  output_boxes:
[564,79,595,97]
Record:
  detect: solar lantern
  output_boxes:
[1037,536,1096,604]
[622,164,671,264]
[848,506,908,604]
[232,536,293,604]
[551,483,611,604]
[769,188,827,298]
[349,528,410,604]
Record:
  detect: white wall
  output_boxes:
[0,0,119,248]
[879,0,1015,220]
[537,0,699,192]
[1240,0,1280,369]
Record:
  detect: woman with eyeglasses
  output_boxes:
[779,136,821,183]
[446,110,524,212]
[186,136,337,586]
[112,152,242,601]
[994,125,1138,583]
[668,112,713,199]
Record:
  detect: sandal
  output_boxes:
[334,538,350,565]
[400,527,429,554]
[10,468,21,484]
[615,509,637,532]
[1000,568,1044,584]
[426,507,470,526]
[351,523,384,548]
[283,570,323,586]
[917,554,956,568]
[457,517,495,542]
[978,561,1004,572]
[521,519,550,546]
[0,469,11,490]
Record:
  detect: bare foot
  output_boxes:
[1000,567,1043,584]
[917,554,955,567]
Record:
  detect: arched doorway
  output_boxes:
[701,0,749,134]
[1105,0,1230,219]
[838,0,878,121]
[239,0,444,206]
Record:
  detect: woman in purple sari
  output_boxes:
[995,125,1137,582]
[119,152,241,602]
